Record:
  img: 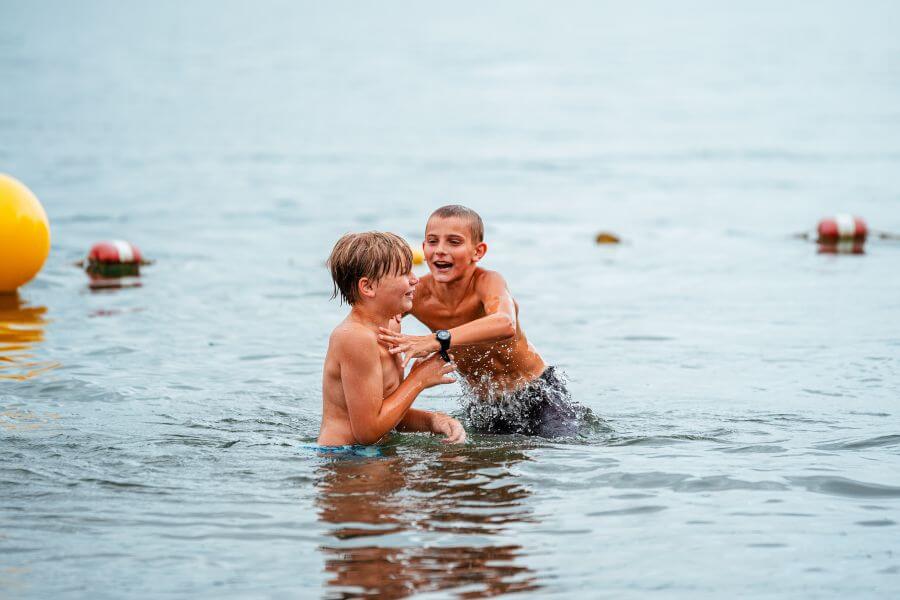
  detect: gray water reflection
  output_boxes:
[315,445,539,599]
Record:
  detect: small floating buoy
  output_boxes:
[595,232,621,244]
[798,216,899,253]
[817,215,867,245]
[86,240,144,277]
[0,174,51,293]
[81,240,150,289]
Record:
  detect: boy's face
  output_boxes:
[369,269,418,314]
[423,216,486,283]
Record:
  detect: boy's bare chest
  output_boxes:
[379,345,404,395]
[415,295,485,330]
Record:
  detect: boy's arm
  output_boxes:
[339,331,454,445]
[396,408,466,443]
[378,271,516,367]
[446,270,517,345]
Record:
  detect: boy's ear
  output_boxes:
[357,277,377,300]
[472,242,488,263]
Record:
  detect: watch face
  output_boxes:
[436,330,450,341]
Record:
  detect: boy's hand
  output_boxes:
[431,413,467,444]
[378,329,440,368]
[409,353,456,388]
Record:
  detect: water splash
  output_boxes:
[458,368,607,438]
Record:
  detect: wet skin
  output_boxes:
[318,269,463,447]
[318,315,405,445]
[393,215,547,398]
[410,269,546,397]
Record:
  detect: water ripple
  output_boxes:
[815,435,900,451]
[788,476,900,498]
[586,505,667,517]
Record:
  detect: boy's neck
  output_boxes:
[431,266,478,304]
[349,303,392,329]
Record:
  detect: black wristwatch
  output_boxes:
[435,330,451,362]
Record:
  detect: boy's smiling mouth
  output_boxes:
[433,260,453,272]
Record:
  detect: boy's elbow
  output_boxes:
[499,315,516,339]
[352,427,383,446]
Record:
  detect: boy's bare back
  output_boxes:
[319,318,404,446]
[318,231,464,447]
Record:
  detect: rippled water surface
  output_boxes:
[3,1,900,597]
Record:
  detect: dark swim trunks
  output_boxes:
[463,367,586,437]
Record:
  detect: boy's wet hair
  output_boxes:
[428,205,484,243]
[327,232,413,305]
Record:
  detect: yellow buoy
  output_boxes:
[595,231,621,244]
[405,240,424,265]
[0,174,51,293]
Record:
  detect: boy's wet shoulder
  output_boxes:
[472,267,504,285]
[412,273,435,301]
[330,319,377,346]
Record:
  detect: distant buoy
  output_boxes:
[402,238,425,265]
[0,174,51,293]
[595,232,621,244]
[817,215,867,244]
[86,240,145,278]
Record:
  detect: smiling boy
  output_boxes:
[378,206,585,437]
[318,232,465,447]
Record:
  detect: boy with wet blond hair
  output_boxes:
[378,206,586,437]
[318,231,465,447]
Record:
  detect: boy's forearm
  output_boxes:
[448,313,516,347]
[358,375,426,443]
[395,408,437,433]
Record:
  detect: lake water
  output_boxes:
[2,1,900,597]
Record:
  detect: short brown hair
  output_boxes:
[428,205,484,243]
[327,232,413,305]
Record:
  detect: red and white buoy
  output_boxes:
[88,240,143,265]
[817,215,868,244]
[84,240,147,288]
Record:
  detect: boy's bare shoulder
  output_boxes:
[416,272,434,289]
[329,320,378,351]
[412,273,435,302]
[472,267,509,292]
